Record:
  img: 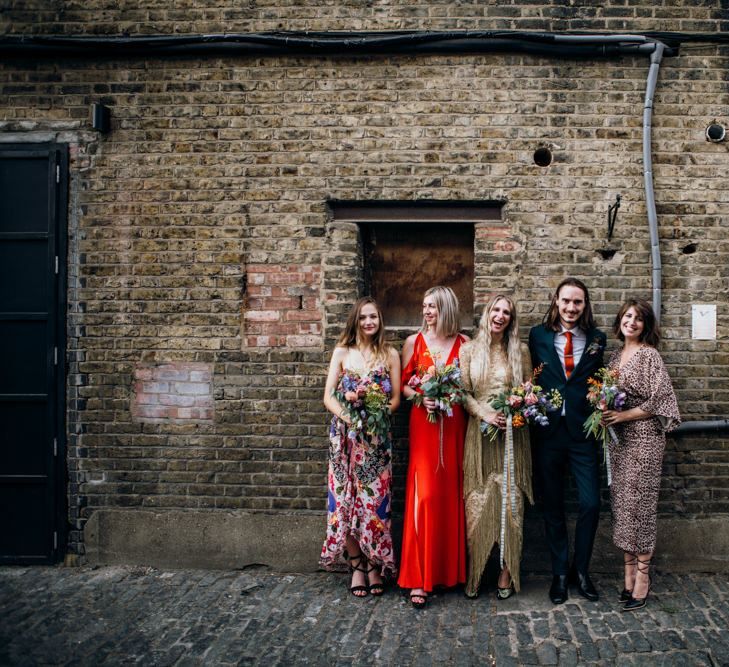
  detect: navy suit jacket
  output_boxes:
[528,323,606,441]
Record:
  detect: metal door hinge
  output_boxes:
[53,438,58,456]
[55,256,59,274]
[53,532,58,550]
[56,165,60,183]
[54,347,58,365]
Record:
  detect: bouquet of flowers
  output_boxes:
[407,358,466,424]
[583,367,627,445]
[333,368,392,442]
[479,364,562,572]
[481,364,563,441]
[583,367,627,485]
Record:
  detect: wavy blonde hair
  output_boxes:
[474,294,524,387]
[421,286,461,338]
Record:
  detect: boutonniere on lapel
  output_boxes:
[586,338,603,356]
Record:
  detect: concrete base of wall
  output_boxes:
[83,509,729,573]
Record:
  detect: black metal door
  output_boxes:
[0,144,67,563]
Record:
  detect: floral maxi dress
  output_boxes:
[319,363,396,577]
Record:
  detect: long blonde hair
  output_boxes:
[474,294,523,387]
[421,286,461,338]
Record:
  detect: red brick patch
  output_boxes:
[244,264,322,348]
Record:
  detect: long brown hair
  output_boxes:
[337,297,391,366]
[613,298,660,346]
[542,277,596,332]
[474,294,524,387]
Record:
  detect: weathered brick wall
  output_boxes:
[3,0,728,34]
[1,1,728,559]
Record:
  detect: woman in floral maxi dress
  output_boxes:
[320,297,401,597]
[602,299,680,611]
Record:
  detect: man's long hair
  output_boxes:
[542,277,596,332]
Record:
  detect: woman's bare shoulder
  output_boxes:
[330,345,349,362]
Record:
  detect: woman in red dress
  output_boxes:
[398,286,469,608]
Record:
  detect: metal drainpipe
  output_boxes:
[643,42,665,323]
[553,36,666,320]
[639,42,729,437]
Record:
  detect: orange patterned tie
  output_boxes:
[564,331,574,378]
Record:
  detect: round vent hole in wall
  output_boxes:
[533,147,553,167]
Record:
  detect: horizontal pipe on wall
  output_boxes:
[0,31,690,59]
[672,419,729,435]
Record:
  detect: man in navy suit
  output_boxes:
[529,278,606,604]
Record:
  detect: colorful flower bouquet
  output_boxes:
[583,367,627,485]
[479,364,562,571]
[583,367,626,446]
[333,368,392,442]
[481,364,563,441]
[407,358,466,424]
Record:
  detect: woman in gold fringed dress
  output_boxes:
[460,294,533,599]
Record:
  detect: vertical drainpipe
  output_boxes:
[555,36,667,322]
[642,42,665,323]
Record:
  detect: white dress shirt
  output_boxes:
[553,325,586,373]
[554,325,586,416]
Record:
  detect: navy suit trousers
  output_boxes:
[535,416,601,575]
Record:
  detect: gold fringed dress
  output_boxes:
[460,341,533,597]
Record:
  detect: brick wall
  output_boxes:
[132,363,214,422]
[1,1,728,556]
[4,1,728,34]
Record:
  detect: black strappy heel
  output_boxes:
[348,552,369,598]
[622,556,652,611]
[366,561,385,597]
[410,591,427,609]
[620,553,637,603]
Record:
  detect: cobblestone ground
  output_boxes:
[1,565,727,666]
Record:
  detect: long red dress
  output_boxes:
[398,332,467,592]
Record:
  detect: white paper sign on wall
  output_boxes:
[691,304,717,340]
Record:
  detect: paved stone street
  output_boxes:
[1,565,727,666]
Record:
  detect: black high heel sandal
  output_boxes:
[620,554,637,603]
[622,556,652,612]
[366,561,385,597]
[409,591,428,609]
[347,552,369,598]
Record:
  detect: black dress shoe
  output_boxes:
[575,572,599,602]
[549,575,568,604]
